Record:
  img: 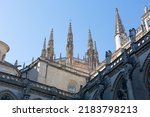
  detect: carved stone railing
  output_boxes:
[110,55,123,69]
[136,25,143,34]
[0,71,21,83]
[30,81,75,97]
[136,33,150,48]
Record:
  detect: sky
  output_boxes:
[0,0,150,66]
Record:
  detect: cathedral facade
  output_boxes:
[0,6,150,100]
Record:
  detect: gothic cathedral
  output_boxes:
[0,7,150,100]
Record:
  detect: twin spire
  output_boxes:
[41,29,54,61]
[87,29,99,69]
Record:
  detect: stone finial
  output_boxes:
[105,50,112,65]
[144,6,149,14]
[77,53,79,59]
[23,63,25,68]
[14,60,18,67]
[60,53,62,59]
[129,28,136,42]
[32,57,34,63]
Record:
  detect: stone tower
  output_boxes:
[115,8,128,50]
[47,29,54,62]
[66,22,73,65]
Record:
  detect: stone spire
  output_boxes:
[47,29,54,62]
[115,8,128,50]
[87,29,95,70]
[88,29,93,50]
[66,22,73,65]
[41,38,46,58]
[115,8,125,36]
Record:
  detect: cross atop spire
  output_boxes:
[115,8,125,36]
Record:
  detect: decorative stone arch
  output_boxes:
[0,90,18,100]
[112,72,129,100]
[91,84,105,100]
[142,53,150,98]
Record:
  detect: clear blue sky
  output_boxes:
[0,0,149,66]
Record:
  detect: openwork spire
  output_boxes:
[68,22,72,34]
[86,30,99,70]
[47,29,54,62]
[66,22,73,65]
[115,8,125,36]
[94,41,97,52]
[88,29,93,50]
[41,38,46,58]
[94,41,99,67]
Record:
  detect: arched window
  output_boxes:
[67,80,77,93]
[113,73,129,100]
[0,91,17,100]
[0,94,14,100]
[144,64,150,98]
[143,53,150,99]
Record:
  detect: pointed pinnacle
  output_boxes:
[68,22,72,33]
[50,28,53,40]
[88,29,92,41]
[43,37,46,49]
[115,8,125,36]
[94,41,97,51]
[60,53,62,59]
